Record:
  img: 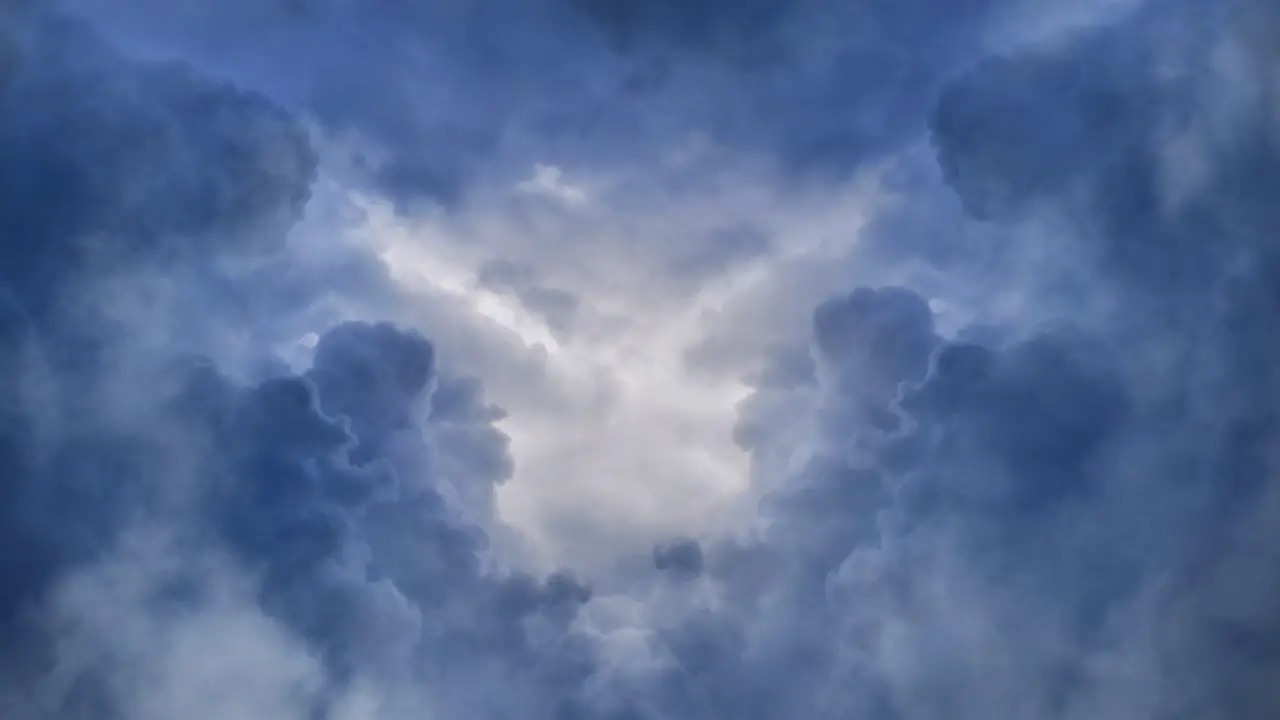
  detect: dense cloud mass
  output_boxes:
[4,0,1280,718]
[0,9,601,717]
[59,0,1046,203]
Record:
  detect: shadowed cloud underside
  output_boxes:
[3,0,1280,718]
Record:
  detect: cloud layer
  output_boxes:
[3,0,1280,718]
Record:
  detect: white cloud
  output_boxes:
[517,164,591,207]
[354,160,884,571]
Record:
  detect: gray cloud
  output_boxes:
[476,259,581,339]
[0,8,595,717]
[6,0,1280,718]
[55,0,1061,206]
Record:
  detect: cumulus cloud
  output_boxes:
[672,3,1280,717]
[6,0,1280,718]
[0,7,593,718]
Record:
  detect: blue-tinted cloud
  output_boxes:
[0,0,312,623]
[664,3,1280,717]
[6,0,1280,718]
[57,0,1054,205]
[0,8,590,717]
[476,260,581,340]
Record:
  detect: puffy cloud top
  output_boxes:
[5,0,1280,718]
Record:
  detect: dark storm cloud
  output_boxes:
[567,0,793,59]
[172,321,604,717]
[636,1,1280,717]
[0,7,315,318]
[0,6,321,715]
[58,0,610,206]
[9,0,1280,718]
[570,0,1016,178]
[653,537,704,577]
[422,372,517,523]
[0,7,600,717]
[59,0,1036,205]
[0,0,313,632]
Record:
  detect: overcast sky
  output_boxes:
[3,0,1280,717]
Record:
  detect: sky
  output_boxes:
[1,0,1279,717]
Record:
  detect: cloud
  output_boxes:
[0,7,314,314]
[0,8,598,718]
[7,0,1280,719]
[56,0,1107,207]
[0,0,314,630]
[635,3,1280,717]
[475,259,581,340]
